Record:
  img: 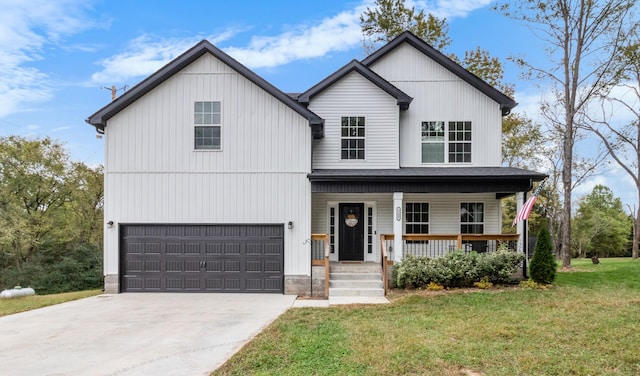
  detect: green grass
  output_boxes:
[0,289,102,317]
[213,258,640,376]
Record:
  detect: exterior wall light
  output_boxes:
[107,221,114,228]
[288,221,293,229]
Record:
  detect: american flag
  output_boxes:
[512,179,547,226]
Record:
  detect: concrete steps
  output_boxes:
[328,262,385,298]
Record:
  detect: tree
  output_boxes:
[496,0,637,268]
[583,30,640,259]
[530,227,556,284]
[0,136,75,269]
[0,136,104,292]
[573,185,631,257]
[360,0,451,53]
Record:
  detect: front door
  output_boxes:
[339,203,365,261]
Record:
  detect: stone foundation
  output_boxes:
[104,274,119,294]
[284,275,311,296]
[310,265,327,298]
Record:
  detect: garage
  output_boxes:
[120,224,284,293]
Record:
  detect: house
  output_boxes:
[86,31,546,296]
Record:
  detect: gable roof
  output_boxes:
[86,40,324,134]
[361,31,517,115]
[297,59,413,110]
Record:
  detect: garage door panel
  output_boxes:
[184,243,200,254]
[206,243,223,254]
[166,243,182,254]
[224,243,241,254]
[121,224,284,293]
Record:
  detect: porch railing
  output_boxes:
[311,233,330,298]
[380,234,520,294]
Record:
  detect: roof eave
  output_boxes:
[86,40,323,131]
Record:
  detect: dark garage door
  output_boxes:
[121,224,284,293]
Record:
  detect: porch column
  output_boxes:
[393,192,404,263]
[515,192,526,255]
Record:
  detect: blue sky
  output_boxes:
[0,0,636,208]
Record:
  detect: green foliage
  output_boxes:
[529,228,556,284]
[2,243,103,294]
[0,136,104,293]
[519,278,549,290]
[395,249,524,289]
[473,276,493,289]
[573,185,631,257]
[360,0,450,53]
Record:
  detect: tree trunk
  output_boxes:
[561,122,573,268]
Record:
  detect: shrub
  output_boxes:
[476,246,525,284]
[1,243,103,294]
[529,228,557,284]
[431,251,478,287]
[394,254,433,288]
[394,248,525,289]
[474,276,493,289]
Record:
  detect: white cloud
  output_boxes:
[89,31,239,85]
[224,6,365,68]
[409,0,491,18]
[89,0,491,83]
[0,0,94,117]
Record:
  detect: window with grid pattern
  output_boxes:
[421,121,445,163]
[448,121,471,162]
[405,203,429,234]
[194,101,221,150]
[329,207,336,253]
[341,116,365,159]
[367,207,373,253]
[420,120,472,163]
[460,202,484,234]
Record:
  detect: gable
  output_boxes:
[86,40,324,137]
[297,59,412,110]
[362,32,516,115]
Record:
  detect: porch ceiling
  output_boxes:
[308,167,547,196]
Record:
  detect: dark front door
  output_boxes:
[339,203,365,261]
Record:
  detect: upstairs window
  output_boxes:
[421,120,472,163]
[460,202,484,234]
[421,121,445,163]
[341,116,365,159]
[194,101,221,150]
[448,121,471,163]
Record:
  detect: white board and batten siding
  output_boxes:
[103,53,312,277]
[367,43,504,168]
[309,72,400,169]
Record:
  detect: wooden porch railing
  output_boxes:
[311,233,330,298]
[380,233,521,295]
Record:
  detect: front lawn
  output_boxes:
[0,289,102,317]
[213,258,640,375]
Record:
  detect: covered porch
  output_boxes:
[310,233,521,298]
[307,166,546,298]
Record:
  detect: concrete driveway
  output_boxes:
[0,293,296,376]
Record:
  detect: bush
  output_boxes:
[529,228,556,284]
[476,246,525,284]
[394,248,524,289]
[394,254,433,288]
[1,243,103,294]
